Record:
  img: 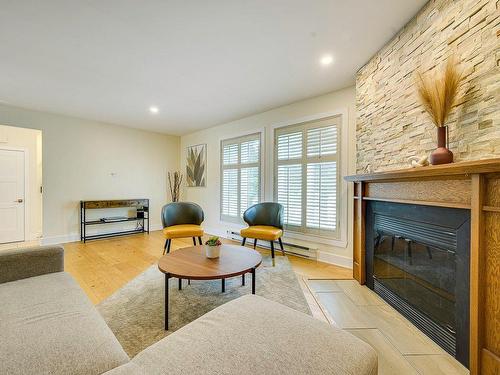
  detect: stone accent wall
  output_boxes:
[356,0,500,173]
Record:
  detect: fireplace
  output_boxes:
[365,201,470,367]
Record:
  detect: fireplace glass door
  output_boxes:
[366,201,470,367]
[373,217,456,332]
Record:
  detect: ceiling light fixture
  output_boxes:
[320,54,334,66]
[149,106,159,114]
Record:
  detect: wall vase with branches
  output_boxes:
[417,56,463,165]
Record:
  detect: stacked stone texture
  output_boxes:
[356,0,500,173]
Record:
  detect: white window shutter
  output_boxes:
[222,169,238,217]
[307,126,337,157]
[240,166,259,215]
[274,116,340,238]
[277,132,302,160]
[223,144,238,165]
[277,164,302,226]
[220,133,261,223]
[240,139,259,164]
[306,162,337,230]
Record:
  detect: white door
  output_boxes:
[0,149,25,243]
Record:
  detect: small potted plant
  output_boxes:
[204,236,222,258]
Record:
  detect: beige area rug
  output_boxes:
[97,255,310,357]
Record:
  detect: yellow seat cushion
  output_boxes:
[163,224,204,239]
[240,226,283,241]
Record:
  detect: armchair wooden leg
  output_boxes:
[270,241,275,259]
[163,239,169,255]
[167,239,171,253]
[198,236,202,245]
[253,238,257,249]
[192,237,197,246]
[278,238,285,255]
[241,237,246,246]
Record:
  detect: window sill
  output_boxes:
[215,221,347,248]
[283,230,347,248]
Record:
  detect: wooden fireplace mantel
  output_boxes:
[345,158,500,183]
[344,158,500,375]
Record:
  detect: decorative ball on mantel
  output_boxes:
[408,155,429,168]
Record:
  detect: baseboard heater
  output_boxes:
[226,231,316,258]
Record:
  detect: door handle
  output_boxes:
[15,199,23,203]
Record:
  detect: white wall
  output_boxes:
[0,103,180,244]
[180,86,356,268]
[0,125,42,241]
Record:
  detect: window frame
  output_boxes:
[273,115,341,239]
[220,132,262,224]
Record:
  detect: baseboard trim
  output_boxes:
[149,224,163,232]
[317,251,353,269]
[40,224,163,246]
[41,234,79,246]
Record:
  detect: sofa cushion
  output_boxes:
[0,272,129,375]
[105,295,377,375]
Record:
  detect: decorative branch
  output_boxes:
[168,171,183,202]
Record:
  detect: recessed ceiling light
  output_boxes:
[320,54,334,66]
[149,106,159,114]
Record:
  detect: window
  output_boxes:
[274,116,340,237]
[221,133,261,223]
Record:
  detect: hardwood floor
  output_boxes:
[63,230,352,304]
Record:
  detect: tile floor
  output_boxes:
[306,279,469,375]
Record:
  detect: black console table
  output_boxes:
[80,199,149,242]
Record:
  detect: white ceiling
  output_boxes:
[0,0,426,135]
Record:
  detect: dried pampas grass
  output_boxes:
[416,56,462,127]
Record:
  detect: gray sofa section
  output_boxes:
[0,246,129,375]
[0,245,64,283]
[0,246,377,375]
[105,294,378,375]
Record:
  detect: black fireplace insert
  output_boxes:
[366,201,470,368]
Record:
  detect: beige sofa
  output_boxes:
[0,245,377,375]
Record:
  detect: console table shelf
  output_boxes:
[84,217,143,225]
[80,199,149,242]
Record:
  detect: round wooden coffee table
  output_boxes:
[158,244,262,330]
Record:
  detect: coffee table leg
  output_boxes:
[251,268,256,294]
[165,273,170,330]
[221,278,225,293]
[242,273,245,286]
[178,278,182,290]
